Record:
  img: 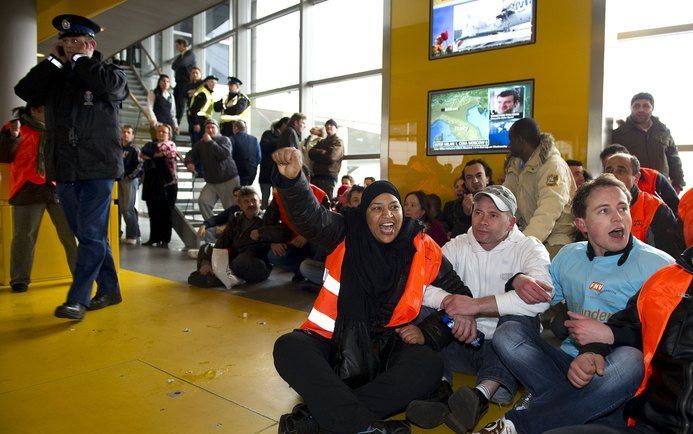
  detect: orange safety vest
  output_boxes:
[2,122,51,199]
[301,233,443,339]
[629,263,693,425]
[273,184,328,239]
[638,168,659,196]
[630,190,663,243]
[680,189,693,248]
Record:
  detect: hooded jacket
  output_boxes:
[503,133,576,247]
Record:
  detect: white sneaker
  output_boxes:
[124,238,138,245]
[187,248,199,259]
[475,418,517,434]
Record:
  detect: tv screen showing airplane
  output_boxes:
[427,79,534,155]
[430,0,536,59]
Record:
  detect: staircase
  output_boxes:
[120,64,204,249]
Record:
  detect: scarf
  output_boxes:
[21,113,46,176]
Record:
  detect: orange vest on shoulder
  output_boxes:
[630,190,663,243]
[301,233,443,339]
[3,122,49,199]
[680,189,693,248]
[638,167,659,196]
[629,264,693,425]
[273,184,328,239]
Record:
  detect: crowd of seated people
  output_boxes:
[103,92,691,434]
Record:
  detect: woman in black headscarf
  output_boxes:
[271,148,477,434]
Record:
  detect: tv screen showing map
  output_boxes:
[427,79,534,155]
[430,0,536,59]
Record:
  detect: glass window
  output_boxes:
[250,89,300,138]
[206,1,232,39]
[311,75,382,155]
[253,12,299,92]
[205,38,233,81]
[174,17,193,35]
[338,158,381,186]
[252,0,298,20]
[309,0,383,80]
[606,0,693,33]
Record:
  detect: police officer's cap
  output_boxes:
[52,14,101,38]
[227,77,243,86]
[203,75,219,82]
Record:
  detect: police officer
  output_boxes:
[214,76,250,138]
[188,75,218,145]
[15,14,128,320]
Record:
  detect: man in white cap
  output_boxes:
[403,185,554,433]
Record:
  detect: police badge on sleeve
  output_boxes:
[84,90,94,106]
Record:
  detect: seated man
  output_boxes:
[195,185,241,244]
[477,174,675,434]
[600,144,679,216]
[443,159,493,239]
[267,184,330,282]
[402,185,553,433]
[545,245,693,434]
[190,187,290,287]
[604,152,684,258]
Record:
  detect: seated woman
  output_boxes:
[404,190,448,246]
[141,123,180,247]
[271,148,477,434]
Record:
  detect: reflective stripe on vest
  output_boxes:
[630,190,663,243]
[190,86,214,118]
[300,233,443,339]
[220,94,251,123]
[628,264,693,426]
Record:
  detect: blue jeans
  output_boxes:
[57,180,121,306]
[439,313,541,404]
[492,320,644,434]
[118,177,140,239]
[268,243,320,278]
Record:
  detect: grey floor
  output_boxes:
[119,216,317,313]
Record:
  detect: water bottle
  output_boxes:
[441,313,485,348]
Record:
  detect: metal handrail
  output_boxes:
[138,42,163,76]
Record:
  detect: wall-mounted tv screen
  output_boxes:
[430,0,536,59]
[427,79,534,155]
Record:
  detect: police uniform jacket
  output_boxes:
[14,51,128,182]
[503,133,576,248]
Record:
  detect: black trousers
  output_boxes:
[146,184,177,243]
[273,330,442,434]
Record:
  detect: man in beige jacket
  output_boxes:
[503,118,576,257]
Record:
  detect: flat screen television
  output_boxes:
[430,0,536,59]
[427,79,534,155]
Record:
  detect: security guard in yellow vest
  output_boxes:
[188,75,217,144]
[214,76,251,137]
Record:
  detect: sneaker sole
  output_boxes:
[405,400,449,428]
[445,387,484,433]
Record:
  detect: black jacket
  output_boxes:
[15,51,128,182]
[442,199,471,238]
[171,49,196,86]
[215,209,291,263]
[309,134,344,179]
[184,135,238,183]
[273,172,473,351]
[584,247,693,434]
[259,128,280,183]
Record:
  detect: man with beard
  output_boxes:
[612,92,685,192]
[443,159,492,238]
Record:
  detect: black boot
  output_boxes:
[278,403,318,434]
[445,386,489,433]
[405,379,453,428]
